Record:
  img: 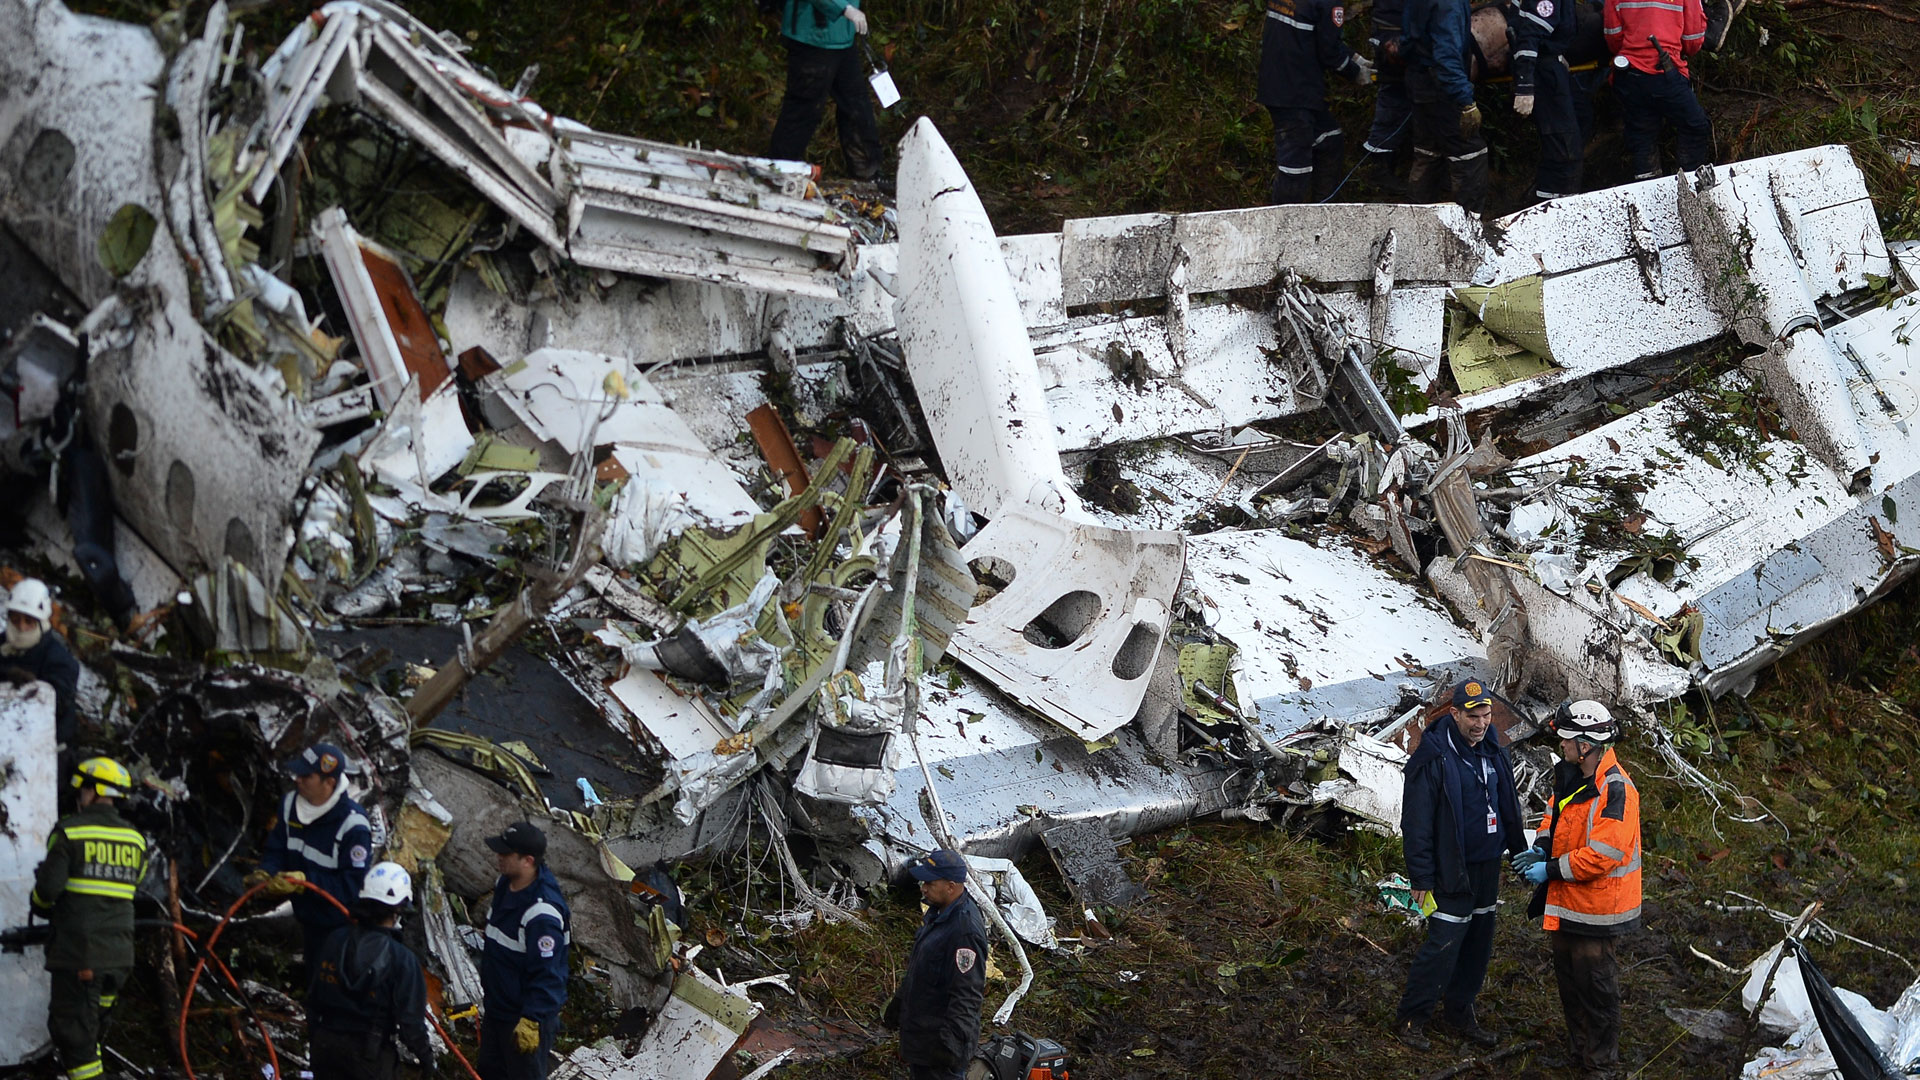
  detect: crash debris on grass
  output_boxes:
[4,0,1920,1071]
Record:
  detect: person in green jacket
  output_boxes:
[32,757,147,1080]
[768,0,884,182]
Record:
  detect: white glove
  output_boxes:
[1513,93,1535,117]
[841,5,869,33]
[1349,54,1376,85]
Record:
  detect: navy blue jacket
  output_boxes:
[1370,0,1407,64]
[1402,0,1477,105]
[8,631,79,747]
[260,791,372,934]
[1258,0,1363,108]
[1400,713,1528,895]
[307,921,432,1064]
[1511,0,1578,95]
[481,865,570,1024]
[897,890,988,1069]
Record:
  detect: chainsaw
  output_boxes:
[969,1032,1070,1080]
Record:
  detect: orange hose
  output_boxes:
[174,880,484,1080]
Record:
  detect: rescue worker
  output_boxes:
[307,861,436,1079]
[1511,0,1585,201]
[478,822,570,1080]
[32,757,147,1080]
[1602,0,1710,179]
[1359,0,1413,196]
[2,578,81,762]
[883,849,988,1080]
[1257,0,1375,204]
[1393,680,1528,1051]
[1402,0,1488,212]
[767,0,884,184]
[246,743,373,974]
[1517,700,1642,1080]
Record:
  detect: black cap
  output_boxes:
[485,821,547,857]
[907,848,968,882]
[1451,679,1495,710]
[287,743,347,778]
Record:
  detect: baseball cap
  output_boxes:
[287,743,347,778]
[485,821,548,858]
[1451,679,1495,710]
[907,848,969,883]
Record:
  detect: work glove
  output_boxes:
[1511,847,1546,872]
[513,1016,542,1054]
[1521,860,1550,885]
[243,869,271,889]
[1458,102,1483,138]
[841,6,868,34]
[1513,93,1535,117]
[1348,54,1376,85]
[880,993,901,1030]
[263,871,307,898]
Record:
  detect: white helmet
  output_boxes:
[5,579,52,625]
[359,862,413,908]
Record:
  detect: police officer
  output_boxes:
[2,578,81,762]
[884,849,988,1080]
[1258,0,1375,204]
[478,822,569,1080]
[1517,701,1643,1080]
[307,862,436,1080]
[1603,0,1710,178]
[1359,0,1413,195]
[247,743,373,974]
[1393,681,1527,1051]
[1402,0,1488,212]
[1511,0,1584,201]
[33,757,148,1080]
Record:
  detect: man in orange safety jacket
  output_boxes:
[1514,700,1640,1080]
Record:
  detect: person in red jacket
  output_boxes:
[1602,0,1711,179]
[1515,701,1642,1080]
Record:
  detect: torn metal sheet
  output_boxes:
[947,506,1183,741]
[555,965,759,1080]
[316,207,451,411]
[0,684,57,1067]
[608,668,754,824]
[1309,728,1409,833]
[1040,818,1147,910]
[893,118,1082,519]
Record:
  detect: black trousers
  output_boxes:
[1612,65,1711,179]
[1530,55,1584,201]
[1267,105,1344,204]
[311,1026,399,1080]
[1405,66,1489,214]
[49,967,126,1080]
[1551,931,1622,1070]
[1396,858,1500,1027]
[769,41,882,179]
[478,1015,555,1080]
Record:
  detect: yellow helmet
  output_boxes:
[72,757,132,798]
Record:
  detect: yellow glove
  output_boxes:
[243,870,270,888]
[264,871,307,897]
[513,1016,541,1054]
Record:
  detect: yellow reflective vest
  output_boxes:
[33,802,148,970]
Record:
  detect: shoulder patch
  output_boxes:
[537,934,557,958]
[349,844,369,868]
[1331,5,1345,25]
[1537,0,1555,15]
[955,947,977,974]
[1601,779,1628,821]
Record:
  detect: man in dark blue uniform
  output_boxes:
[1258,0,1375,204]
[248,742,373,974]
[306,861,436,1080]
[1392,680,1529,1051]
[478,822,570,1080]
[884,849,989,1080]
[1402,0,1488,212]
[1512,0,1585,201]
[1359,0,1413,195]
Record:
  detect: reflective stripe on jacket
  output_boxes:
[480,865,571,1023]
[1540,748,1642,934]
[261,791,373,932]
[33,803,147,970]
[1257,0,1361,108]
[1603,0,1705,76]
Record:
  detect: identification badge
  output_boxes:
[1487,812,1499,834]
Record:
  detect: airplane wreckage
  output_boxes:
[4,0,1920,1073]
